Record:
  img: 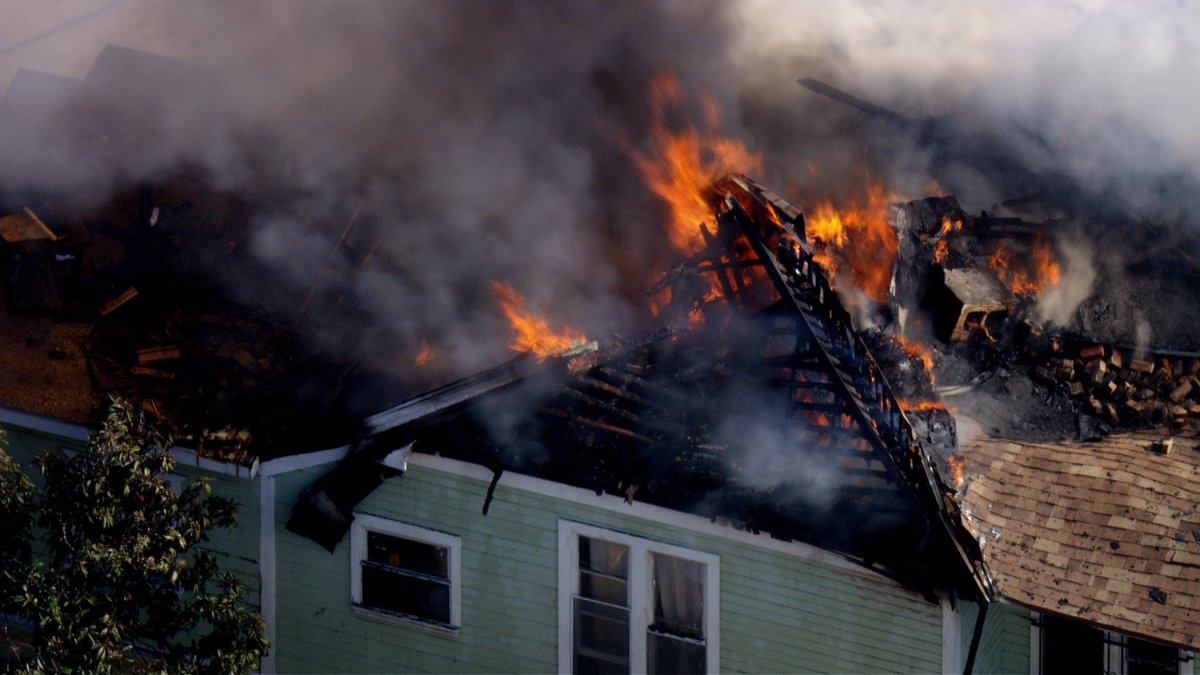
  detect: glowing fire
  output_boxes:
[414,339,435,367]
[804,178,899,302]
[491,281,588,360]
[893,334,935,374]
[947,455,967,491]
[989,236,1061,296]
[939,215,964,236]
[630,73,762,255]
[934,238,950,264]
[900,400,948,413]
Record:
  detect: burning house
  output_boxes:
[3,4,1200,673]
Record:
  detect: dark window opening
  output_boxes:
[1126,637,1180,675]
[1041,615,1103,674]
[360,530,452,625]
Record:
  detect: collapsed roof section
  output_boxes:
[290,175,992,601]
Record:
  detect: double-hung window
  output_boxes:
[350,514,461,632]
[559,521,719,674]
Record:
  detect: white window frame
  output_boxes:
[557,520,719,674]
[1030,611,1193,675]
[350,513,462,633]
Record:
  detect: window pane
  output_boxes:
[367,531,448,578]
[362,564,451,624]
[580,537,628,579]
[648,631,706,675]
[1127,637,1179,675]
[1041,615,1103,675]
[652,553,704,639]
[574,596,630,674]
[581,569,627,605]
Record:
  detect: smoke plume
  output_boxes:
[2,0,1198,382]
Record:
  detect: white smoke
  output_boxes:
[732,0,1200,217]
[1035,235,1097,327]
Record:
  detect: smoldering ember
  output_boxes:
[1,3,1199,673]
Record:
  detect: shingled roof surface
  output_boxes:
[958,432,1200,650]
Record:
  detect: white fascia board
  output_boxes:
[0,404,256,478]
[257,445,351,477]
[0,405,90,442]
[942,594,961,675]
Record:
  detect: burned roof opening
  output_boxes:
[291,175,991,602]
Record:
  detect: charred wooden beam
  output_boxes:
[798,77,912,127]
[718,182,993,602]
[537,407,655,444]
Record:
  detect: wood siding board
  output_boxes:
[273,461,944,672]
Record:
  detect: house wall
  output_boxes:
[0,418,262,612]
[272,453,946,674]
[958,600,1031,674]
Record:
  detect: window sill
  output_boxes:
[351,605,460,638]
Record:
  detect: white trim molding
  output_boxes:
[257,445,348,673]
[0,405,89,441]
[557,520,720,675]
[941,594,961,675]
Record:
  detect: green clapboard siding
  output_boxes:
[272,460,944,674]
[960,601,1031,674]
[0,421,261,610]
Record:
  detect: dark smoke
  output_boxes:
[0,0,744,388]
[3,0,1199,379]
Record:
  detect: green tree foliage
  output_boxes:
[0,433,34,611]
[0,400,268,673]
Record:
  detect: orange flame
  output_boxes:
[893,334,935,373]
[989,236,1061,296]
[900,400,948,413]
[934,238,950,264]
[630,73,762,255]
[939,215,964,236]
[414,339,435,367]
[947,455,967,491]
[491,281,588,360]
[805,178,899,302]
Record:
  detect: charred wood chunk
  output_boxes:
[1130,359,1155,375]
[1109,350,1125,370]
[1104,403,1120,422]
[130,366,175,380]
[136,345,181,365]
[99,286,139,316]
[1170,405,1189,425]
[1169,380,1194,403]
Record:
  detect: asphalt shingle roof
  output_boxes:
[959,431,1200,650]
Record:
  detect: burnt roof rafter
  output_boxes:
[714,175,992,600]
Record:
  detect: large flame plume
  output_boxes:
[804,178,899,303]
[630,73,762,256]
[491,282,588,360]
